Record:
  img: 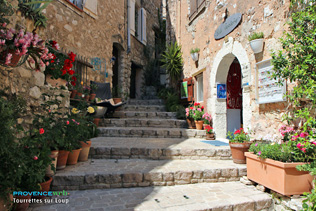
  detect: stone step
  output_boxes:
[113,111,176,119]
[100,118,187,128]
[51,159,247,191]
[117,105,166,112]
[98,127,206,138]
[29,182,273,211]
[90,137,231,160]
[128,99,164,105]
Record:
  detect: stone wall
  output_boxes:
[166,0,292,138]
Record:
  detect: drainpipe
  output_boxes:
[127,0,131,54]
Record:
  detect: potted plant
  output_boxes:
[83,85,91,101]
[76,81,84,99]
[44,40,77,87]
[190,47,200,61]
[202,112,212,129]
[185,105,196,129]
[90,83,98,101]
[246,131,314,195]
[227,128,251,164]
[205,125,215,140]
[248,32,264,54]
[112,85,122,104]
[192,102,204,130]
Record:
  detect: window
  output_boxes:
[196,74,204,102]
[128,0,147,45]
[67,0,84,10]
[189,0,206,20]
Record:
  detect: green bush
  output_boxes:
[248,32,264,41]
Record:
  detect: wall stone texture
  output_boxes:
[166,0,292,138]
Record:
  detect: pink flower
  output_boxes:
[72,119,75,122]
[255,143,258,146]
[33,156,38,160]
[2,23,7,27]
[312,142,316,146]
[297,143,302,149]
[300,132,309,138]
[66,121,69,125]
[301,148,306,153]
[258,151,261,156]
[76,122,80,125]
[5,53,12,65]
[197,108,201,112]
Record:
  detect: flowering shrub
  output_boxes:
[44,40,77,86]
[279,125,295,142]
[227,128,250,143]
[205,125,213,134]
[249,132,316,163]
[0,23,52,69]
[202,112,212,125]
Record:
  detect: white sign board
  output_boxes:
[256,59,286,104]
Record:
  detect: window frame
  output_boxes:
[189,0,206,21]
[196,73,204,102]
[65,0,84,12]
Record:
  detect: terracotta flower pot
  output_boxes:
[195,120,204,130]
[70,90,77,98]
[77,92,83,98]
[113,98,122,104]
[46,150,59,176]
[13,195,31,211]
[93,118,100,127]
[0,193,13,211]
[45,74,67,87]
[245,152,313,196]
[34,176,53,199]
[79,140,92,162]
[89,93,96,101]
[56,150,69,170]
[229,142,251,164]
[0,49,22,67]
[186,118,196,129]
[84,95,90,102]
[67,148,82,165]
[206,133,215,140]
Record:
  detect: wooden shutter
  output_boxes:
[141,8,147,45]
[190,0,197,19]
[129,0,136,36]
[181,77,194,104]
[137,8,142,40]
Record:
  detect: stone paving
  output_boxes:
[28,182,273,211]
[101,118,187,128]
[90,137,231,160]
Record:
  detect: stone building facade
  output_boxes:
[166,0,291,138]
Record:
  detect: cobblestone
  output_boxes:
[28,182,272,211]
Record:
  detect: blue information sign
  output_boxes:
[217,84,227,99]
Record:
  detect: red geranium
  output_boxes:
[39,128,45,134]
[234,130,241,134]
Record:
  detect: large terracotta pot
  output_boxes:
[56,150,69,170]
[206,133,215,140]
[113,98,122,104]
[46,150,59,176]
[79,140,92,162]
[195,120,204,130]
[89,93,96,101]
[34,176,53,199]
[245,152,313,196]
[45,74,67,87]
[0,193,13,211]
[186,118,196,129]
[70,90,77,98]
[67,148,82,165]
[13,195,31,211]
[229,142,251,164]
[93,118,100,127]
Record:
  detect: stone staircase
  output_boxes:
[36,99,273,210]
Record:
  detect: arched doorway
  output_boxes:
[226,58,242,134]
[208,38,251,138]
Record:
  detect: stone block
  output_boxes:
[98,174,121,184]
[29,86,41,99]
[17,66,32,78]
[111,147,130,156]
[53,175,84,186]
[147,149,162,159]
[238,168,247,176]
[152,182,166,186]
[203,169,221,179]
[131,148,146,156]
[85,174,97,184]
[193,171,203,179]
[166,181,175,186]
[156,130,168,137]
[221,168,238,177]
[163,173,174,181]
[144,172,163,182]
[95,147,111,155]
[122,173,143,183]
[32,71,45,86]
[196,149,216,157]
[174,171,192,181]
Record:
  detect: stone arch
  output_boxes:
[208,37,251,139]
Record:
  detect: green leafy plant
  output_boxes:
[112,85,122,98]
[227,128,250,143]
[248,32,264,41]
[192,102,204,121]
[205,125,213,134]
[18,0,53,29]
[271,1,316,132]
[160,42,183,87]
[190,48,200,54]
